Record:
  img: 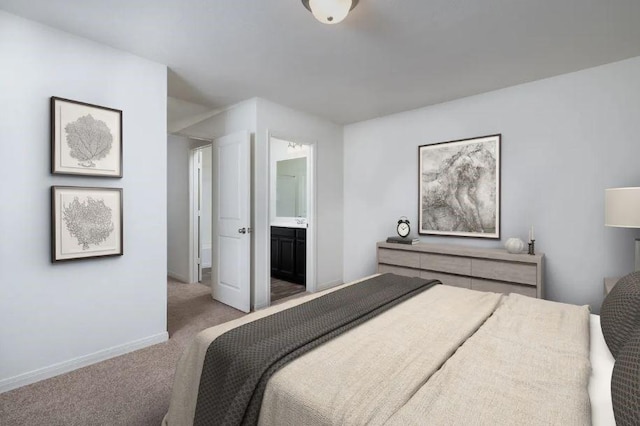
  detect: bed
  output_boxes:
[164,273,624,426]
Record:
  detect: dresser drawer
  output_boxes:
[421,254,471,276]
[378,264,421,278]
[471,279,537,298]
[420,271,471,289]
[378,248,420,269]
[471,259,536,286]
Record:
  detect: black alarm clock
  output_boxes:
[397,217,411,238]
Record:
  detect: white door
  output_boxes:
[212,131,251,312]
[196,149,203,283]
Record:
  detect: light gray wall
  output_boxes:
[167,96,212,133]
[167,135,191,282]
[344,56,640,313]
[0,11,167,390]
[166,135,210,282]
[181,100,257,142]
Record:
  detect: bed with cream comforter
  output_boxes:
[163,277,591,426]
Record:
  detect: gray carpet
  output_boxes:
[0,279,246,426]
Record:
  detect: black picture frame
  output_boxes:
[418,134,501,239]
[51,186,124,262]
[51,96,123,178]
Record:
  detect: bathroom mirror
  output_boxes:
[276,157,307,218]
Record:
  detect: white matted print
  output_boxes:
[51,97,122,177]
[419,134,501,239]
[51,186,123,262]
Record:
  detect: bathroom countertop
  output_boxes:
[271,221,307,229]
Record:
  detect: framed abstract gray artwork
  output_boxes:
[419,134,501,239]
[51,97,122,177]
[51,186,123,262]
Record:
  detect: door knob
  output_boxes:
[238,227,247,234]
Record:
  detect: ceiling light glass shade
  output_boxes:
[307,0,354,24]
[605,187,640,228]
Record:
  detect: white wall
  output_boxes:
[167,96,212,133]
[0,11,167,391]
[256,98,344,306]
[167,135,210,282]
[167,135,191,282]
[181,99,257,142]
[343,56,640,313]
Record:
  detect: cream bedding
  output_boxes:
[163,278,592,426]
[163,279,501,425]
[257,285,502,426]
[386,294,592,425]
[163,276,376,426]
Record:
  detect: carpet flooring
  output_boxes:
[0,279,246,426]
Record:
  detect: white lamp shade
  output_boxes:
[605,187,640,228]
[309,0,352,24]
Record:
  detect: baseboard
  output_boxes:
[168,270,189,283]
[317,279,343,291]
[0,331,168,394]
[254,301,269,310]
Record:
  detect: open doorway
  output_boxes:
[169,131,251,313]
[189,144,213,286]
[268,135,316,304]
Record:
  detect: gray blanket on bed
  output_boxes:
[192,273,439,426]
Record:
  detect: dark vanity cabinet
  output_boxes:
[271,226,306,285]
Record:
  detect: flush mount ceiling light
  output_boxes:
[301,0,360,25]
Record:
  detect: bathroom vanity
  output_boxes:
[271,225,306,285]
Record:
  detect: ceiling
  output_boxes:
[2,0,640,124]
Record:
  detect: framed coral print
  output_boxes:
[51,186,123,262]
[418,134,501,239]
[51,97,123,177]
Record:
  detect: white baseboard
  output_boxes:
[254,302,268,310]
[0,331,168,394]
[317,279,343,291]
[168,270,189,283]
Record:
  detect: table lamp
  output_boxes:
[605,187,640,271]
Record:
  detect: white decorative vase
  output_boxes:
[504,238,526,254]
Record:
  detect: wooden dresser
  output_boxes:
[377,242,544,299]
